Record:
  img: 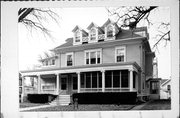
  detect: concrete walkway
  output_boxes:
[131,100,153,110]
[19,104,56,111]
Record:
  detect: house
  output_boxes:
[20,19,160,105]
[160,79,171,99]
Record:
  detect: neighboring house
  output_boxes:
[20,19,160,104]
[160,79,171,99]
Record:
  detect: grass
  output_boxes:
[20,102,49,108]
[140,99,171,110]
[24,104,136,111]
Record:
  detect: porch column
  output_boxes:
[21,76,25,103]
[56,73,59,94]
[129,69,133,92]
[37,74,41,94]
[77,72,80,93]
[101,70,105,92]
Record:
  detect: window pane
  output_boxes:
[86,73,91,88]
[133,72,136,88]
[90,29,96,40]
[105,71,112,87]
[98,72,102,88]
[107,26,113,37]
[86,52,89,64]
[67,55,72,66]
[73,76,77,90]
[80,73,85,88]
[121,70,128,87]
[90,52,96,64]
[92,72,97,88]
[113,70,120,87]
[97,51,100,64]
[75,31,80,42]
[117,48,125,62]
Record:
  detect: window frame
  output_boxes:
[74,30,81,43]
[84,49,102,65]
[66,52,74,66]
[115,46,126,63]
[107,24,114,38]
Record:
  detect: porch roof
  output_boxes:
[21,61,141,76]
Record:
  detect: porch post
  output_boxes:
[129,69,133,92]
[21,76,25,103]
[101,70,105,92]
[77,72,80,93]
[37,74,41,94]
[56,73,59,94]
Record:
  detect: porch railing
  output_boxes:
[41,84,56,94]
[80,88,136,93]
[24,86,37,94]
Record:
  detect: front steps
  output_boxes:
[49,95,71,106]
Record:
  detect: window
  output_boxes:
[66,53,73,66]
[45,60,48,66]
[75,31,80,43]
[90,28,96,40]
[150,82,159,94]
[52,59,55,65]
[80,72,102,89]
[121,70,128,88]
[115,46,126,62]
[107,25,113,38]
[105,70,128,88]
[85,49,101,65]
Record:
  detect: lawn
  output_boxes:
[20,102,49,108]
[24,104,136,111]
[140,99,171,110]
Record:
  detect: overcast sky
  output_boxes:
[18,7,171,79]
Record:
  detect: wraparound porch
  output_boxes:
[20,62,142,102]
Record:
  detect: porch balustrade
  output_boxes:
[41,84,56,94]
[24,86,37,94]
[80,88,136,93]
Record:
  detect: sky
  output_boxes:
[18,7,171,79]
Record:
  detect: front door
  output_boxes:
[61,75,68,94]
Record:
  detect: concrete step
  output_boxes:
[49,95,71,106]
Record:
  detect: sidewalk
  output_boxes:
[131,100,153,110]
[19,104,56,111]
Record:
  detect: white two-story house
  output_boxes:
[20,19,158,105]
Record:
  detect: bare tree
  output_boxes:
[107,6,170,49]
[18,8,59,38]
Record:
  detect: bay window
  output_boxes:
[85,49,102,65]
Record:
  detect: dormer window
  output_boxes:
[90,28,96,41]
[107,25,113,38]
[75,30,81,43]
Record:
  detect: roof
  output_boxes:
[161,79,171,86]
[54,28,144,50]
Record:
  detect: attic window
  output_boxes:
[75,31,80,42]
[107,25,113,38]
[90,28,96,40]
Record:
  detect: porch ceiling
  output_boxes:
[21,61,141,76]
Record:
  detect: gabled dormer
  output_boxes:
[87,22,104,43]
[102,19,119,40]
[72,25,88,45]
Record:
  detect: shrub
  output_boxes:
[27,94,57,103]
[72,92,137,104]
